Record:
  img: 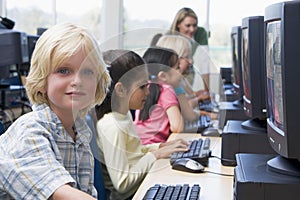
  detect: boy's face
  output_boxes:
[46,49,98,117]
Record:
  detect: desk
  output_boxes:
[133,133,234,200]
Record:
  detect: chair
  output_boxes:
[0,121,5,135]
[93,157,108,200]
[86,112,109,200]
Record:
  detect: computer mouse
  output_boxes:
[172,158,205,173]
[201,127,221,137]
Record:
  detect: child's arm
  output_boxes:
[51,184,96,200]
[181,77,210,103]
[177,93,200,122]
[166,105,184,133]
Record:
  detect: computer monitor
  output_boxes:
[27,34,39,62]
[265,1,300,176]
[0,30,29,67]
[230,26,243,108]
[241,16,268,132]
[19,34,40,76]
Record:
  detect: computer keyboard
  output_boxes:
[198,115,211,132]
[170,138,211,166]
[143,184,200,200]
[199,99,219,113]
[184,115,211,133]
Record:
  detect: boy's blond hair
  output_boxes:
[26,22,110,115]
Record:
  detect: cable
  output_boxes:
[203,170,234,177]
[210,155,237,165]
[209,155,223,160]
[199,154,235,177]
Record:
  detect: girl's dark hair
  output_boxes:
[95,49,145,120]
[139,47,179,121]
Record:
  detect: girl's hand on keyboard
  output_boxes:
[200,110,218,120]
[152,139,189,159]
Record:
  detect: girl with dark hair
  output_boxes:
[134,47,184,145]
[95,49,188,200]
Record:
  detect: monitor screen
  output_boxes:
[266,21,284,132]
[231,33,239,86]
[241,28,250,101]
[265,1,300,177]
[231,26,243,107]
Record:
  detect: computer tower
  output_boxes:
[221,120,275,166]
[234,153,300,200]
[218,102,249,129]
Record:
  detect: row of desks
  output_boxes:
[133,133,235,200]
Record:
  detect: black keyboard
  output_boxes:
[170,138,211,166]
[184,115,211,133]
[199,100,219,113]
[143,184,200,200]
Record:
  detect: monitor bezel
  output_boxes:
[265,1,300,160]
[241,15,267,121]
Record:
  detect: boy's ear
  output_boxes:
[114,82,126,97]
[157,71,167,82]
[39,87,46,94]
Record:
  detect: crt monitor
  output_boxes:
[0,30,29,82]
[230,26,243,108]
[27,34,39,62]
[265,1,300,176]
[0,29,29,67]
[241,15,268,132]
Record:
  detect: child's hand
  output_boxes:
[153,139,189,159]
[200,110,218,120]
[196,90,210,102]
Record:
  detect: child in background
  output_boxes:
[0,23,110,200]
[156,34,217,120]
[95,49,188,200]
[134,47,184,145]
[156,34,210,103]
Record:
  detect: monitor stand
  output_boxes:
[241,118,267,132]
[221,120,275,166]
[267,155,300,177]
[234,153,300,200]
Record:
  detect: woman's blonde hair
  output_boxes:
[156,35,192,58]
[170,7,198,34]
[26,22,110,116]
